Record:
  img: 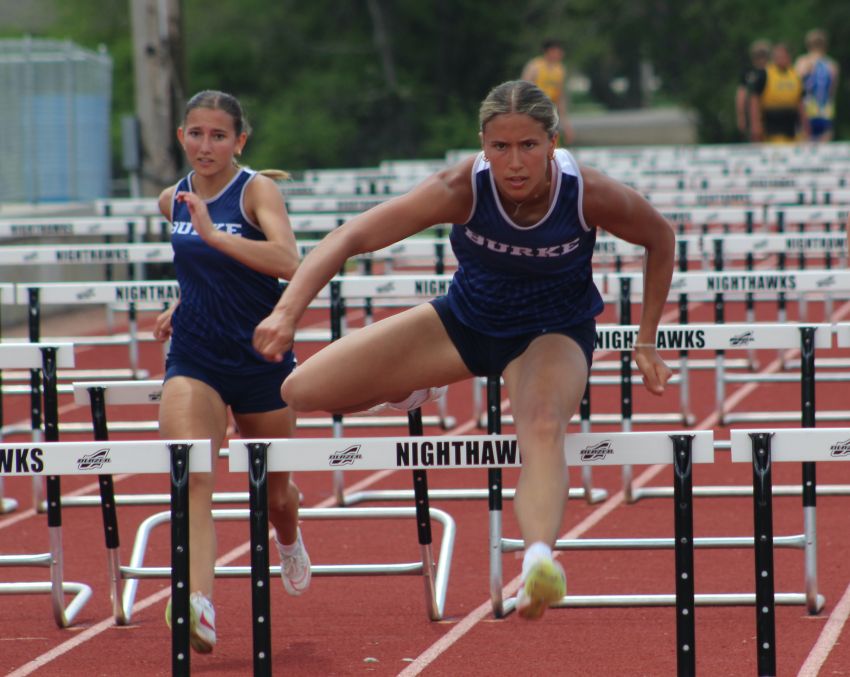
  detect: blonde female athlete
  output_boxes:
[254,80,674,620]
[155,90,310,652]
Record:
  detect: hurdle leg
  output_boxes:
[671,434,696,677]
[127,301,141,379]
[247,442,272,677]
[436,387,456,430]
[169,443,192,677]
[750,433,777,677]
[86,385,132,624]
[331,413,346,504]
[572,375,608,510]
[407,409,444,620]
[485,376,507,617]
[714,353,726,425]
[43,345,93,626]
[0,368,14,513]
[800,326,824,614]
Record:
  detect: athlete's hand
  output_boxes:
[153,304,177,341]
[633,346,672,396]
[253,310,295,362]
[176,191,219,244]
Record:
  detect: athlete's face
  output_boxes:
[480,113,556,203]
[177,107,247,177]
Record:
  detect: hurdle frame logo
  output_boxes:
[729,331,755,346]
[328,444,363,467]
[829,439,850,457]
[580,440,614,463]
[77,448,111,470]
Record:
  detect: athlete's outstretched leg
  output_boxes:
[502,334,588,619]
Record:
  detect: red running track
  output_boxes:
[2,295,850,676]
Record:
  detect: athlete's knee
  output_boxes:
[282,371,327,412]
[514,404,569,446]
[281,371,306,410]
[188,472,215,501]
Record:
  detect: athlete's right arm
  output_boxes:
[252,157,476,361]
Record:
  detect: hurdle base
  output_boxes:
[500,591,825,613]
[0,581,93,627]
[722,410,850,425]
[119,505,455,622]
[632,484,850,500]
[341,486,609,506]
[501,534,805,551]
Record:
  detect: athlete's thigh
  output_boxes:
[233,406,295,439]
[234,407,296,489]
[159,376,229,446]
[502,333,588,428]
[290,303,471,403]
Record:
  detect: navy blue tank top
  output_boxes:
[447,149,603,336]
[168,168,288,371]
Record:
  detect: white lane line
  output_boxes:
[797,583,850,676]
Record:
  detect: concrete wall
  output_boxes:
[572,107,698,147]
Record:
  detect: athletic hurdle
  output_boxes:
[0,215,144,242]
[0,342,86,627]
[65,381,456,636]
[2,438,210,671]
[12,280,177,387]
[729,428,850,677]
[318,273,608,505]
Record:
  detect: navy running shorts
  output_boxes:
[430,296,596,378]
[164,352,296,414]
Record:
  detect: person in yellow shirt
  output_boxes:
[522,39,575,144]
[749,43,809,143]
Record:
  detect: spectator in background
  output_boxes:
[749,43,808,143]
[522,39,575,145]
[736,39,771,141]
[795,29,840,142]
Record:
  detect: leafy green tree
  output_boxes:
[29,0,850,176]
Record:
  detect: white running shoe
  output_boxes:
[363,385,448,415]
[276,528,312,596]
[166,591,217,653]
[516,557,566,621]
[388,385,448,411]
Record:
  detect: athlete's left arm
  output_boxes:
[191,174,299,280]
[581,165,675,395]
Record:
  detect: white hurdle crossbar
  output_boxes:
[729,428,850,676]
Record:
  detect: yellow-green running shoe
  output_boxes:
[165,591,216,653]
[516,558,566,620]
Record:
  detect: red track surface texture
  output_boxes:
[3,295,850,676]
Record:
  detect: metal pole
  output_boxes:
[671,434,696,677]
[247,442,272,677]
[750,432,777,677]
[169,442,191,676]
